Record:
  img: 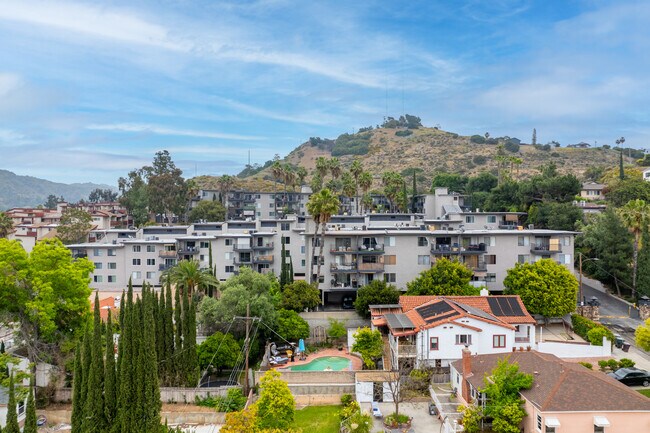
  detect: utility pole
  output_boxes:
[244,302,251,396]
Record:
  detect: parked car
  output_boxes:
[371,401,382,418]
[607,368,650,387]
[342,296,354,309]
[428,402,438,416]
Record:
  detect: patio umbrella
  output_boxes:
[298,339,305,352]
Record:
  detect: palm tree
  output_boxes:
[329,158,341,180]
[0,212,13,238]
[217,175,236,206]
[162,259,218,297]
[296,166,308,189]
[315,157,329,180]
[282,164,296,212]
[381,171,403,212]
[306,188,340,291]
[341,172,355,214]
[271,161,284,210]
[618,199,650,299]
[350,160,363,214]
[358,171,373,213]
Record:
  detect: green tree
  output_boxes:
[527,202,583,230]
[217,175,236,206]
[504,259,578,317]
[637,230,650,298]
[358,171,373,212]
[635,319,650,351]
[276,309,309,341]
[162,259,218,297]
[354,280,400,318]
[57,207,92,244]
[482,358,533,433]
[306,188,340,289]
[350,159,364,214]
[406,258,480,296]
[71,340,84,433]
[104,310,117,425]
[118,168,150,227]
[147,150,188,225]
[23,382,37,433]
[0,238,93,362]
[197,331,241,374]
[4,374,19,433]
[182,294,199,386]
[0,212,13,238]
[256,370,296,431]
[351,327,383,369]
[280,281,320,312]
[381,171,404,212]
[327,318,346,345]
[188,200,226,222]
[618,199,650,298]
[605,178,650,207]
[431,173,469,193]
[83,292,106,433]
[279,237,293,288]
[88,188,118,203]
[484,181,521,212]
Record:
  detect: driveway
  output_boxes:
[370,401,441,433]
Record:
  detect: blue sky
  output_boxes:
[1,0,649,185]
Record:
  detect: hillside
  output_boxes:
[0,169,115,210]
[196,126,631,192]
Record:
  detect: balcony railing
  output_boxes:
[530,244,562,254]
[253,255,274,264]
[431,244,486,254]
[358,262,384,272]
[177,247,199,255]
[159,250,177,258]
[398,344,417,357]
[330,263,357,272]
[233,257,252,265]
[233,244,252,252]
[330,244,385,254]
[252,242,274,250]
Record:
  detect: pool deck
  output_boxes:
[278,348,363,371]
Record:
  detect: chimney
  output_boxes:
[480,288,489,297]
[462,346,472,377]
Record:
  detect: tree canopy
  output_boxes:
[503,259,578,317]
[354,280,401,318]
[188,200,226,223]
[405,258,480,296]
[351,327,383,369]
[280,281,320,312]
[276,309,310,342]
[482,358,533,433]
[88,188,118,203]
[635,319,650,351]
[57,207,92,244]
[196,331,241,374]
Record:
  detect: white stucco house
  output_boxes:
[369,295,537,370]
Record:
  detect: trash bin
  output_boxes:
[615,335,624,349]
[622,342,631,352]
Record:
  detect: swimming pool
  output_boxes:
[290,356,352,371]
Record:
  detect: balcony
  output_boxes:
[330,244,385,254]
[159,264,174,272]
[73,252,88,259]
[253,255,274,264]
[530,244,562,254]
[330,263,357,273]
[398,344,417,357]
[252,242,274,250]
[358,262,384,272]
[233,256,252,266]
[159,250,177,258]
[233,243,252,252]
[177,247,199,255]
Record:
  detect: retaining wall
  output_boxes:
[535,338,611,358]
[54,386,235,404]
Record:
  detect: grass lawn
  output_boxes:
[294,405,341,433]
[638,389,650,398]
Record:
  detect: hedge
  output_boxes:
[571,314,614,346]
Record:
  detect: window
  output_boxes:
[283,236,290,245]
[108,262,117,269]
[108,275,116,283]
[93,275,103,283]
[465,215,475,223]
[225,265,234,273]
[485,273,496,282]
[384,236,395,247]
[147,245,155,252]
[518,236,529,246]
[17,400,24,416]
[132,245,141,252]
[132,258,141,265]
[225,252,233,260]
[200,241,209,248]
[146,271,156,279]
[561,236,571,246]
[225,238,233,246]
[131,271,141,279]
[269,211,275,217]
[517,255,530,264]
[385,255,397,265]
[485,255,496,265]
[301,246,305,254]
[93,248,103,257]
[546,427,555,433]
[200,254,205,261]
[483,236,495,247]
[493,335,506,348]
[537,414,542,431]
[487,215,497,223]
[269,203,274,208]
[594,427,604,433]
[417,237,428,247]
[301,259,306,266]
[455,334,472,345]
[281,222,290,231]
[146,258,156,266]
[430,337,439,350]
[384,273,396,283]
[559,254,571,264]
[418,255,430,265]
[94,262,103,270]
[108,248,116,256]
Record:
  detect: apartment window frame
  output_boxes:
[107,275,117,283]
[487,215,497,223]
[417,255,431,265]
[485,255,496,265]
[108,262,117,269]
[385,236,396,247]
[107,248,116,256]
[225,238,233,246]
[131,271,141,280]
[283,236,291,245]
[132,258,141,266]
[93,248,103,257]
[417,236,428,247]
[518,236,530,246]
[429,337,439,351]
[146,271,156,279]
[132,245,141,253]
[455,334,472,345]
[93,275,103,283]
[146,245,156,252]
[465,215,475,223]
[225,265,234,273]
[493,335,506,348]
[94,262,103,270]
[384,273,396,283]
[146,258,156,266]
[200,241,210,249]
[281,222,290,231]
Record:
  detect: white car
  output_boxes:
[371,401,382,418]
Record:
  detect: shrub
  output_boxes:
[470,135,486,144]
[619,358,636,368]
[578,362,592,370]
[340,394,353,406]
[598,360,609,371]
[449,133,459,139]
[385,413,411,427]
[504,141,520,153]
[395,130,413,137]
[587,326,613,346]
[332,132,372,156]
[571,314,614,346]
[195,388,246,412]
[473,155,487,165]
[607,359,619,371]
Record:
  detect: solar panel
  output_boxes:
[487,297,524,317]
[451,301,498,322]
[385,313,415,329]
[424,310,458,324]
[416,301,454,319]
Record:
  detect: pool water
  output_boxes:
[290,356,351,371]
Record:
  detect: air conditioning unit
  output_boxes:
[528,224,534,230]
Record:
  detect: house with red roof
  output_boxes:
[369,295,536,369]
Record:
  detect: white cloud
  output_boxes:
[0,128,34,145]
[86,123,264,141]
[211,97,343,126]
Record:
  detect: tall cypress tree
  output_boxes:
[280,237,288,288]
[157,287,167,383]
[620,150,625,180]
[208,242,215,297]
[164,283,175,386]
[288,254,294,285]
[117,283,134,433]
[4,373,19,433]
[83,292,106,433]
[132,296,145,431]
[141,284,162,431]
[185,298,199,387]
[181,291,192,386]
[104,310,117,425]
[174,287,183,386]
[410,170,417,213]
[71,340,84,433]
[80,325,92,408]
[23,382,37,433]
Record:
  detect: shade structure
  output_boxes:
[298,339,305,352]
